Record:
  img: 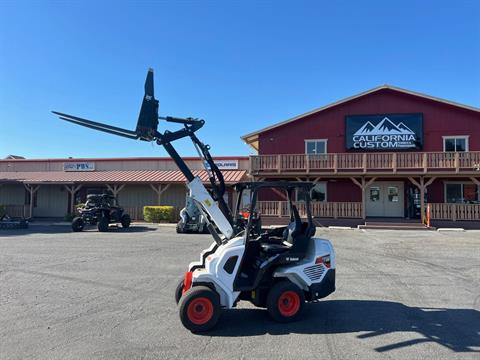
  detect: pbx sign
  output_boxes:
[345,113,423,151]
[63,162,95,171]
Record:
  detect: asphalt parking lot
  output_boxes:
[0,224,479,360]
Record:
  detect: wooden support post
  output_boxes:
[106,184,126,198]
[277,155,281,173]
[305,154,310,174]
[454,152,460,173]
[24,184,40,219]
[469,177,480,187]
[360,178,366,219]
[392,153,397,174]
[424,177,437,187]
[407,176,421,189]
[105,184,114,195]
[423,153,427,173]
[408,177,436,223]
[420,177,425,223]
[350,177,376,220]
[64,184,82,214]
[333,153,338,174]
[362,153,367,173]
[271,187,288,200]
[149,183,171,205]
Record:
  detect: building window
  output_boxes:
[443,136,469,152]
[369,186,380,202]
[387,186,399,202]
[305,139,327,155]
[445,183,479,203]
[311,183,326,202]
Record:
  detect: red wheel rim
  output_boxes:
[277,291,300,317]
[187,297,214,325]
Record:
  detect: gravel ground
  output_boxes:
[0,224,479,360]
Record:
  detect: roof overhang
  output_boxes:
[242,134,259,152]
[0,170,248,185]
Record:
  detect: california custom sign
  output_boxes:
[345,113,423,151]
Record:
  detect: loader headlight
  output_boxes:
[315,255,331,268]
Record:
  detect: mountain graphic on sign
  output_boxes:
[353,117,415,136]
[354,121,375,135]
[397,122,414,133]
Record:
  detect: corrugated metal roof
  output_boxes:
[0,170,247,184]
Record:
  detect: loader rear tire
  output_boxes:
[266,280,305,323]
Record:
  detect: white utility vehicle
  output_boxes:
[176,195,208,234]
[53,69,336,333]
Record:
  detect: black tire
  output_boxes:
[176,222,184,233]
[97,216,109,232]
[175,277,184,304]
[179,286,221,333]
[110,209,120,222]
[121,214,131,228]
[72,217,85,232]
[266,280,305,323]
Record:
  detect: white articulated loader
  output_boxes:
[53,69,336,333]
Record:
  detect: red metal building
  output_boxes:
[242,85,480,227]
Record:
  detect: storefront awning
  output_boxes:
[0,170,247,185]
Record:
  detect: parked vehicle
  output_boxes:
[177,195,208,233]
[54,68,336,333]
[71,193,131,232]
[0,213,28,230]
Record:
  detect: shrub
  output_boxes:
[64,213,75,222]
[143,206,176,223]
[0,205,5,218]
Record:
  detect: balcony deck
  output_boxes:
[250,151,480,177]
[257,201,480,222]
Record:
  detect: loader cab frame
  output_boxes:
[233,181,315,241]
[232,182,316,291]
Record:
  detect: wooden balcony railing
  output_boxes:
[429,203,480,221]
[250,151,480,175]
[256,201,362,219]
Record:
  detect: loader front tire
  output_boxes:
[179,286,221,333]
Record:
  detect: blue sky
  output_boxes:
[1,0,479,159]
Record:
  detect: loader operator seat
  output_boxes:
[260,205,306,258]
[283,205,302,243]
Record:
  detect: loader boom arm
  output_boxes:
[53,69,235,241]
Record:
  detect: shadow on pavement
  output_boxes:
[206,300,480,353]
[0,224,158,236]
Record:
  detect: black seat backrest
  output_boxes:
[283,205,302,245]
[291,205,314,258]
